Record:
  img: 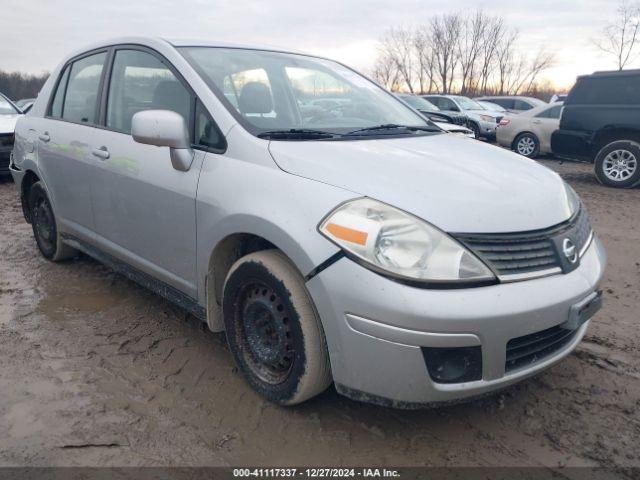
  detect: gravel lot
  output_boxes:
[0,158,638,469]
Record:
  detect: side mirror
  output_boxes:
[131,110,194,171]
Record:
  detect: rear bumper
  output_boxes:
[551,129,593,161]
[307,236,606,406]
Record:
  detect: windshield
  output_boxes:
[179,47,430,137]
[398,95,439,112]
[0,96,19,115]
[454,97,484,110]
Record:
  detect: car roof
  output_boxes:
[584,69,640,79]
[65,36,308,59]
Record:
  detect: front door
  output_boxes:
[89,48,201,297]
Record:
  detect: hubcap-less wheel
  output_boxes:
[602,149,637,182]
[516,135,537,157]
[236,281,295,385]
[33,197,55,253]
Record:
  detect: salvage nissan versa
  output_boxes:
[10,38,606,407]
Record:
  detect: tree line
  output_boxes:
[371,10,556,98]
[0,71,49,102]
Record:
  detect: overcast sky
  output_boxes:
[1,0,634,89]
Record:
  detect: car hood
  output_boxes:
[433,122,472,134]
[268,133,573,233]
[0,114,21,134]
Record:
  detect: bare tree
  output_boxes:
[457,10,488,94]
[594,0,640,70]
[413,26,436,93]
[429,13,462,93]
[371,50,400,90]
[379,27,417,92]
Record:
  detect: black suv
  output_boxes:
[551,69,640,188]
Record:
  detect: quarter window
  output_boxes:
[50,65,70,118]
[106,49,191,134]
[195,100,225,150]
[61,52,107,124]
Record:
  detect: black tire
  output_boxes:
[28,182,77,261]
[222,250,331,405]
[513,133,540,158]
[594,140,640,188]
[469,122,481,139]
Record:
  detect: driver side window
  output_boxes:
[106,49,191,134]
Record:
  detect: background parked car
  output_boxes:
[476,95,547,114]
[552,69,640,188]
[477,100,507,114]
[423,94,500,140]
[550,94,567,103]
[0,92,22,177]
[15,98,35,114]
[395,94,469,126]
[497,103,563,158]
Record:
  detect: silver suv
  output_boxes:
[10,38,606,407]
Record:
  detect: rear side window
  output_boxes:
[568,76,640,105]
[536,105,562,119]
[492,98,514,109]
[50,66,70,118]
[106,49,192,134]
[514,100,533,111]
[61,52,107,124]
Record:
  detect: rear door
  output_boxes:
[531,104,562,153]
[37,51,107,234]
[88,47,209,297]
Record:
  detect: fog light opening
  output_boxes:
[421,346,482,384]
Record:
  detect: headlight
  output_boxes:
[564,182,580,216]
[319,198,496,286]
[479,115,495,122]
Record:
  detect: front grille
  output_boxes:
[505,324,579,373]
[0,135,12,175]
[454,208,593,280]
[452,116,467,126]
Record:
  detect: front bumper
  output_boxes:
[306,236,606,407]
[478,120,497,139]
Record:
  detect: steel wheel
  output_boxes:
[236,281,295,385]
[602,149,637,182]
[32,196,55,253]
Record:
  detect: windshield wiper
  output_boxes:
[257,129,338,140]
[344,124,440,136]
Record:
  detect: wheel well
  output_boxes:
[592,129,640,158]
[20,170,40,223]
[206,233,276,331]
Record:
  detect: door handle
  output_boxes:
[532,120,542,124]
[39,132,50,142]
[92,146,110,160]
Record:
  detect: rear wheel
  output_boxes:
[28,182,77,261]
[222,250,331,405]
[514,133,540,158]
[594,140,640,188]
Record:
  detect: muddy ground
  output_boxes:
[0,159,638,469]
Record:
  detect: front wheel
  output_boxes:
[222,250,332,405]
[594,140,640,188]
[469,122,481,139]
[514,133,540,158]
[28,181,77,261]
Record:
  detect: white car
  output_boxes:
[433,121,475,138]
[0,93,22,176]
